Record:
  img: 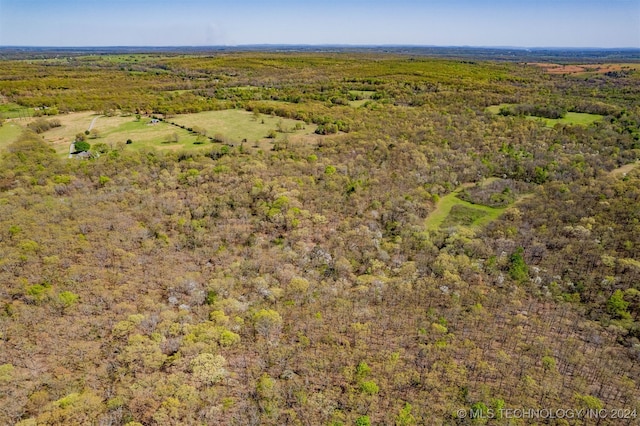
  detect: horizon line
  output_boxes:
[1,44,639,51]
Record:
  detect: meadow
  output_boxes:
[486,103,603,127]
[529,111,604,127]
[424,180,514,231]
[0,109,316,156]
[167,109,316,148]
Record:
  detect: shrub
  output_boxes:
[359,380,379,395]
[74,141,91,152]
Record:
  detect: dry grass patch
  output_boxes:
[529,62,640,75]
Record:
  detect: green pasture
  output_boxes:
[528,112,603,127]
[0,122,24,147]
[1,108,317,156]
[487,104,602,127]
[169,109,315,145]
[98,119,203,152]
[349,90,376,98]
[0,103,34,119]
[486,104,510,114]
[425,189,507,232]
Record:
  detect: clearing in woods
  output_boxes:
[0,122,23,146]
[0,109,316,155]
[529,62,640,75]
[486,104,602,127]
[168,109,315,147]
[425,179,532,231]
[36,112,203,155]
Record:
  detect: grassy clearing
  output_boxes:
[0,103,34,119]
[487,104,602,127]
[609,161,639,177]
[349,90,376,98]
[47,114,205,154]
[1,109,318,156]
[169,109,316,145]
[349,100,371,108]
[440,205,488,228]
[39,112,129,155]
[0,122,24,147]
[425,189,507,231]
[4,112,205,155]
[99,119,202,152]
[425,178,533,231]
[527,112,603,127]
[486,104,510,114]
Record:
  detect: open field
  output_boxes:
[0,121,24,146]
[43,113,213,154]
[487,104,603,127]
[3,112,208,155]
[96,119,203,152]
[529,62,640,75]
[425,188,507,231]
[0,102,34,119]
[609,160,640,177]
[425,178,533,231]
[1,109,318,155]
[486,104,511,114]
[168,109,316,145]
[349,99,371,108]
[529,111,603,127]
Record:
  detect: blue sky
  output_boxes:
[0,0,638,48]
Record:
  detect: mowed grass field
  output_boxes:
[487,104,603,127]
[528,112,603,127]
[169,109,316,145]
[425,189,507,232]
[425,178,532,232]
[40,112,204,154]
[0,109,316,156]
[0,121,24,146]
[0,103,34,119]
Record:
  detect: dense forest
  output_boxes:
[0,51,639,425]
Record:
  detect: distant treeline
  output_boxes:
[499,104,568,119]
[2,45,640,62]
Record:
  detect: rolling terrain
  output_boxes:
[0,51,639,425]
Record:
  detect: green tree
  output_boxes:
[74,140,91,152]
[509,247,528,282]
[607,289,630,319]
[355,416,371,426]
[396,403,417,426]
